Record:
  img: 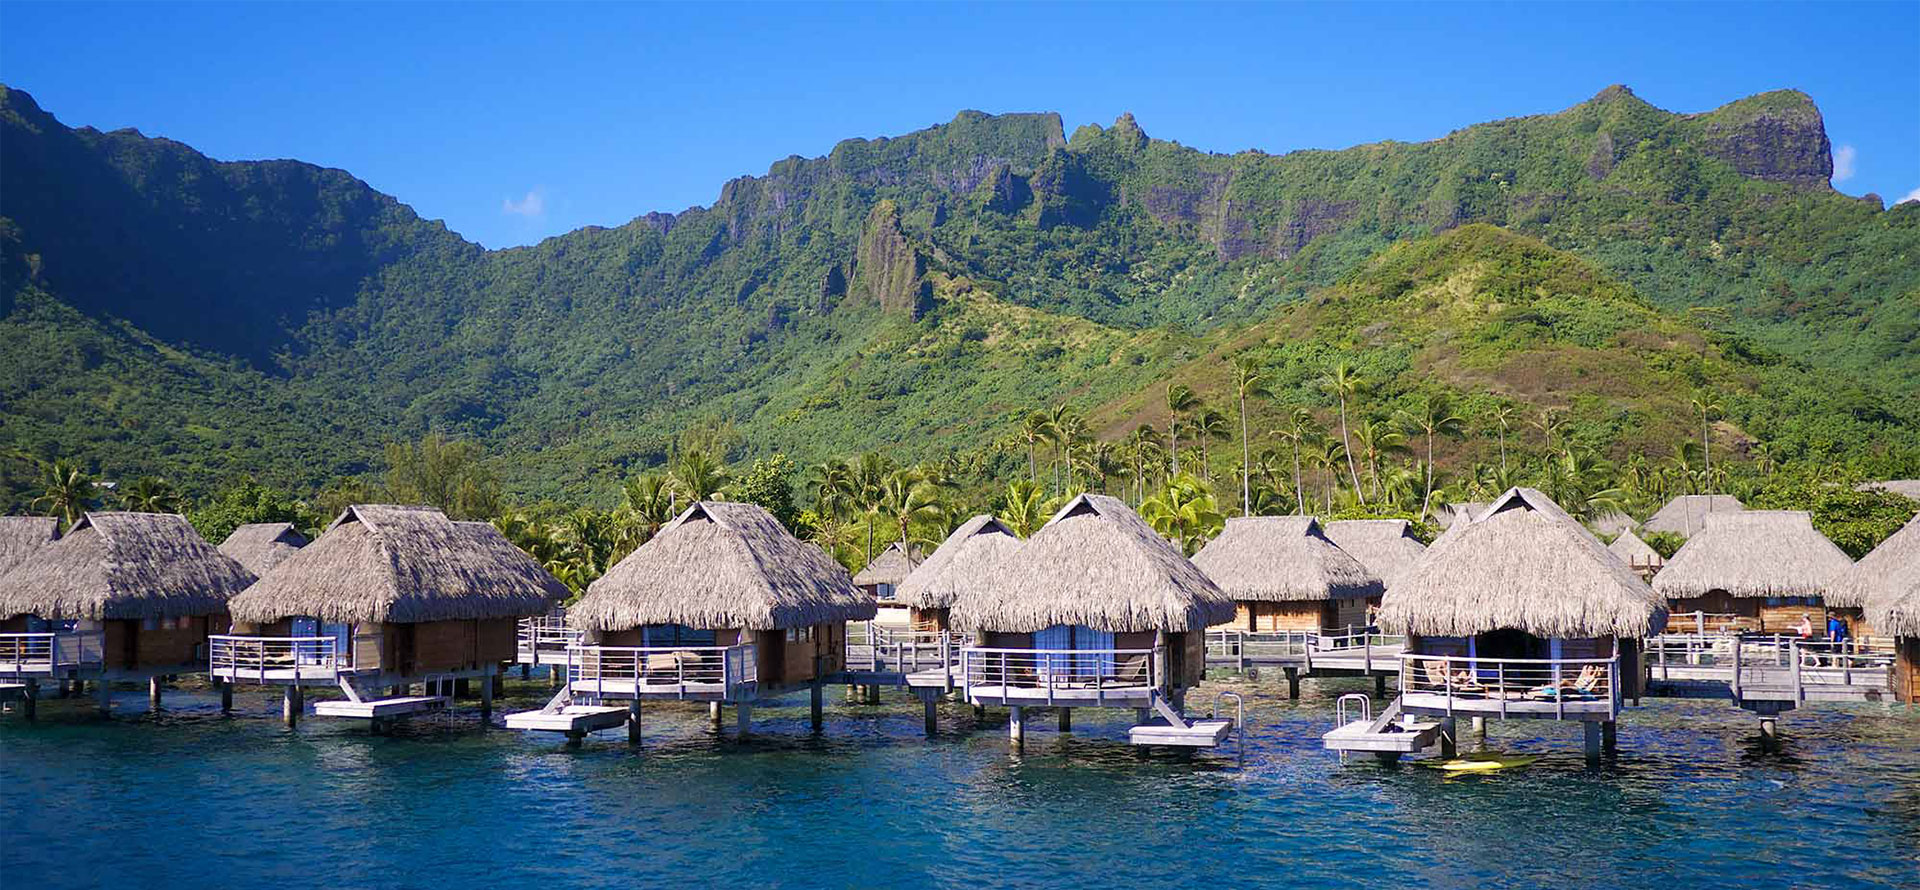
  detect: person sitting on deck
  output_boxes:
[1526,664,1604,700]
[1421,659,1485,696]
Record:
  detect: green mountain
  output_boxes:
[2,83,1915,507]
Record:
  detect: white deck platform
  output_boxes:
[1322,717,1443,754]
[504,705,630,734]
[965,684,1156,708]
[566,679,742,702]
[312,696,448,719]
[1128,717,1234,747]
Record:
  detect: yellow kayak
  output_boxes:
[1428,754,1540,772]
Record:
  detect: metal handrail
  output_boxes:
[564,643,757,700]
[0,630,106,677]
[208,634,343,685]
[1399,652,1620,719]
[961,646,1163,706]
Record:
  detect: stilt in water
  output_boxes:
[922,692,938,737]
[1058,708,1072,732]
[149,676,163,709]
[1437,716,1457,759]
[1008,706,1025,748]
[810,683,824,734]
[1601,720,1617,754]
[22,680,37,721]
[1284,667,1301,700]
[521,662,531,681]
[95,680,112,715]
[219,679,233,714]
[1583,721,1603,763]
[479,668,495,723]
[709,701,723,728]
[282,684,303,728]
[735,701,752,737]
[1374,673,1387,697]
[627,697,643,745]
[565,729,585,748]
[1469,716,1486,738]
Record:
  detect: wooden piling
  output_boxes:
[149,676,163,709]
[735,701,752,737]
[1058,708,1072,732]
[627,697,643,744]
[1438,717,1457,759]
[282,685,302,728]
[1008,706,1024,748]
[1284,667,1301,700]
[219,679,233,714]
[95,681,112,714]
[22,680,36,721]
[921,691,937,737]
[1601,720,1617,754]
[709,701,723,727]
[810,683,824,734]
[479,668,495,722]
[1584,721,1603,762]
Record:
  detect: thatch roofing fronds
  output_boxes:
[0,512,253,621]
[218,523,309,577]
[1644,494,1745,538]
[229,505,567,625]
[894,515,1022,611]
[852,541,924,587]
[569,501,873,632]
[1590,511,1638,538]
[1608,529,1665,571]
[1434,502,1487,530]
[1323,519,1427,589]
[953,494,1234,634]
[1858,480,1920,502]
[1379,488,1667,639]
[1192,517,1383,603]
[0,516,58,577]
[1836,514,1920,614]
[1652,511,1852,601]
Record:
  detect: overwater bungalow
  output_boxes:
[513,500,874,740]
[1323,518,1426,593]
[1608,529,1665,582]
[854,541,922,626]
[893,515,1021,633]
[1839,514,1920,654]
[0,512,254,714]
[217,505,567,727]
[1644,493,1745,539]
[952,493,1237,748]
[1193,516,1382,636]
[1653,511,1852,636]
[217,522,309,577]
[1373,487,1666,760]
[1860,516,1920,703]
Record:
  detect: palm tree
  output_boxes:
[1002,479,1049,537]
[1750,440,1782,478]
[1020,410,1055,485]
[1323,361,1367,504]
[617,472,677,556]
[1690,386,1724,488]
[850,452,895,565]
[1531,408,1566,453]
[32,459,98,528]
[669,449,730,502]
[1139,474,1225,556]
[1488,403,1517,473]
[1351,417,1406,502]
[119,476,183,513]
[1125,426,1161,506]
[1189,408,1230,482]
[806,457,855,519]
[1053,412,1090,495]
[1310,438,1348,514]
[1274,407,1316,515]
[881,468,944,555]
[1164,383,1199,476]
[1400,393,1467,519]
[1230,356,1268,516]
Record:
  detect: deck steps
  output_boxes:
[1322,698,1443,755]
[312,695,448,719]
[1125,693,1237,748]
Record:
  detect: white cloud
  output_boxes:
[502,187,547,217]
[1832,145,1856,183]
[1897,186,1920,206]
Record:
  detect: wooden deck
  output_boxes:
[504,704,630,734]
[1401,690,1616,719]
[1129,717,1234,747]
[965,683,1156,708]
[1323,718,1442,754]
[312,695,448,719]
[565,679,744,702]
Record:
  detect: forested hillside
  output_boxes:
[2,82,1916,512]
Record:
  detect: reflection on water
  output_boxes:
[4,677,1917,889]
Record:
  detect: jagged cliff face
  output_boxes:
[1687,90,1834,186]
[852,200,930,318]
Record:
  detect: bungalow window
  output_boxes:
[643,625,716,647]
[786,626,815,643]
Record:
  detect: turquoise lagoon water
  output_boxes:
[3,675,1917,890]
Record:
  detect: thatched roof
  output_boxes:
[1608,529,1665,571]
[1835,514,1920,614]
[1323,519,1427,589]
[1858,480,1920,502]
[852,541,924,587]
[893,515,1022,611]
[229,505,567,625]
[0,516,58,577]
[1652,511,1852,601]
[952,494,1234,634]
[218,523,309,577]
[1379,488,1667,639]
[1435,502,1488,530]
[569,501,873,632]
[1589,511,1638,538]
[0,512,254,621]
[1192,516,1383,603]
[1644,494,1745,538]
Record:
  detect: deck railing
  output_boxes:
[564,643,756,700]
[845,622,966,675]
[0,630,105,678]
[208,635,344,685]
[1664,611,1760,635]
[961,646,1161,705]
[517,613,584,660]
[1400,652,1619,720]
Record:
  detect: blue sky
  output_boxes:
[4,1,1916,248]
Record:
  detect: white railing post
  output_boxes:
[1790,640,1803,702]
